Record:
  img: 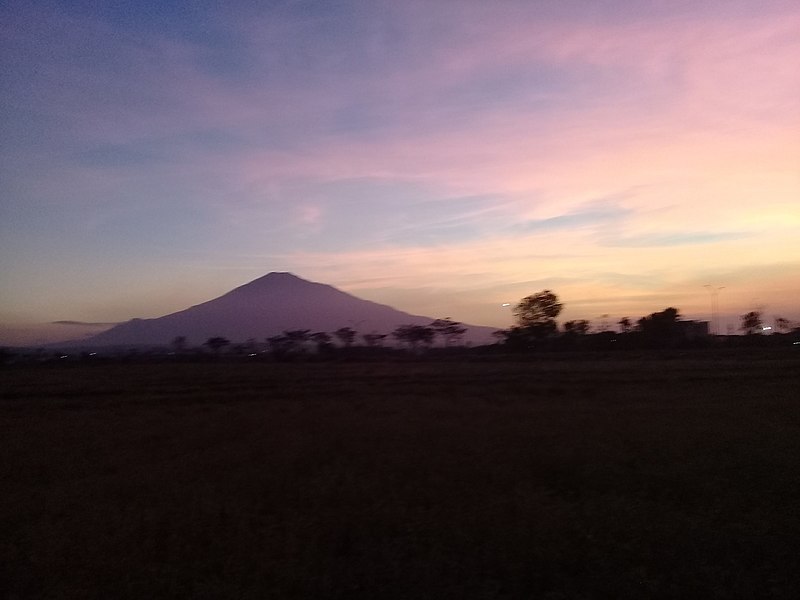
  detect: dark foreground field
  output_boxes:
[2,354,799,599]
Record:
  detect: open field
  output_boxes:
[2,354,800,599]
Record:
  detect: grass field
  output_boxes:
[2,354,799,599]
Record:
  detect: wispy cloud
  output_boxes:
[603,231,753,248]
[515,201,632,234]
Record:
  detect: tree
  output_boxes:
[334,326,357,348]
[392,324,435,351]
[618,317,633,334]
[204,336,230,355]
[266,334,292,359]
[430,317,467,347]
[775,317,791,333]
[310,331,333,352]
[637,307,680,342]
[284,329,310,351]
[265,330,311,357]
[512,290,562,338]
[171,335,187,354]
[495,326,540,349]
[740,311,763,335]
[363,332,387,347]
[563,319,590,336]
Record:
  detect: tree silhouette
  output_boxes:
[310,331,333,352]
[637,307,680,340]
[204,336,230,355]
[512,290,562,339]
[563,320,590,336]
[284,329,310,351]
[740,311,763,335]
[430,317,467,347]
[334,327,357,348]
[775,317,791,333]
[171,335,187,354]
[392,324,435,351]
[363,332,387,347]
[266,334,292,359]
[618,317,633,334]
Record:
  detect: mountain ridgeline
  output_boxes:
[69,272,496,348]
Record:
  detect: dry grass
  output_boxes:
[2,355,799,598]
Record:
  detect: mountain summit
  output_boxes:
[66,272,496,347]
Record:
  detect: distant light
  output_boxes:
[501,303,511,307]
[763,326,772,331]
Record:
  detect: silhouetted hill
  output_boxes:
[60,272,497,347]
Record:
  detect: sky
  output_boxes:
[1,0,799,345]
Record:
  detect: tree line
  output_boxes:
[494,290,798,350]
[191,317,468,357]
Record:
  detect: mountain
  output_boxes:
[60,272,498,347]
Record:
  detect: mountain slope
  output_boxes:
[66,272,497,347]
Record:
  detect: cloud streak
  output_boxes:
[51,321,120,327]
[603,231,753,248]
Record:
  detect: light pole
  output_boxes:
[704,285,724,336]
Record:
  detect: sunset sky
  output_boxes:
[2,0,799,345]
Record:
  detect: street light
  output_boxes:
[704,285,725,335]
